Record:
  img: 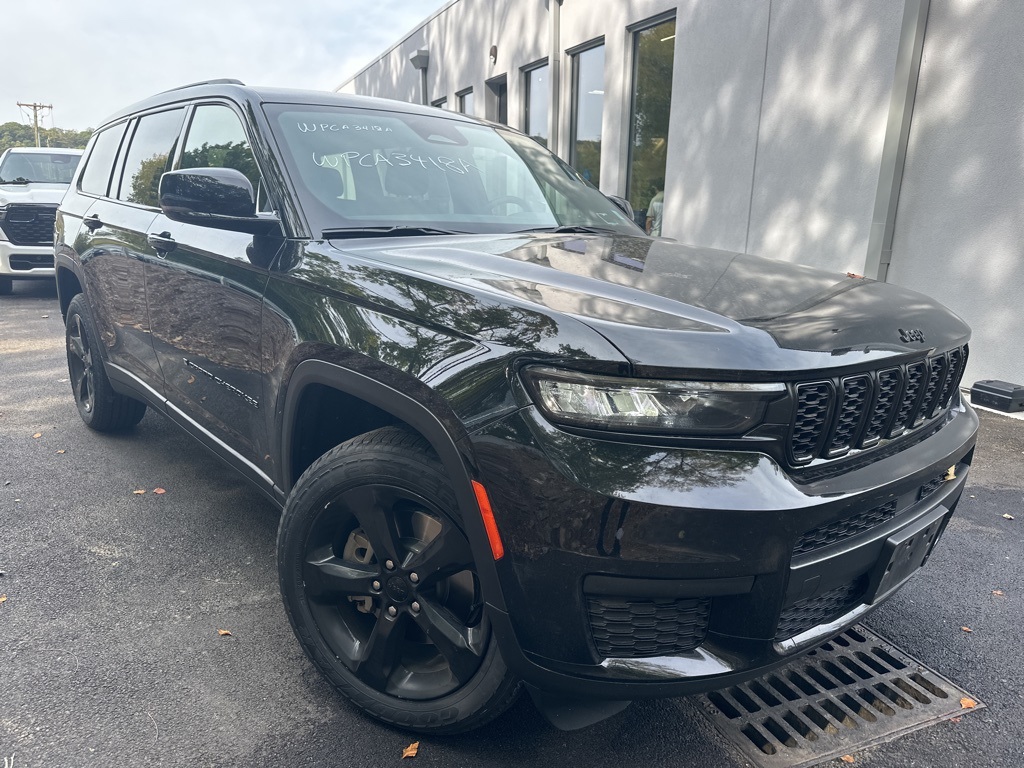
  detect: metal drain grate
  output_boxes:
[697,625,983,768]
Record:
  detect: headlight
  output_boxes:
[522,366,785,435]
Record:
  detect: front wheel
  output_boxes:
[277,427,520,734]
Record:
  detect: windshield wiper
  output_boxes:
[322,226,465,239]
[0,177,32,185]
[512,225,620,235]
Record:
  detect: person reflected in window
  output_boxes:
[646,180,664,237]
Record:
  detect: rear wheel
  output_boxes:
[278,427,520,734]
[65,294,147,431]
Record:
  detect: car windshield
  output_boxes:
[0,151,81,183]
[265,103,641,237]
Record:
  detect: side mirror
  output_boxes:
[159,167,280,235]
[606,194,634,221]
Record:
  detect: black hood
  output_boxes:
[334,233,971,376]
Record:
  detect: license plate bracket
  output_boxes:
[866,505,950,604]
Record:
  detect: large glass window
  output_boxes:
[0,151,81,184]
[180,105,262,195]
[78,123,127,196]
[117,109,186,207]
[523,62,549,147]
[627,18,675,234]
[569,44,605,188]
[457,89,474,116]
[267,104,639,237]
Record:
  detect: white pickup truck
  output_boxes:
[0,147,83,294]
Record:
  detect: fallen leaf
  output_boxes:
[992,590,1005,596]
[841,756,855,764]
[960,697,977,709]
[960,626,973,633]
[951,716,962,723]
[1002,514,1015,520]
[402,741,419,759]
[944,465,956,481]
[132,490,146,495]
[187,375,196,385]
[56,449,66,454]
[32,433,42,439]
[153,488,166,495]
[0,594,7,604]
[217,629,232,636]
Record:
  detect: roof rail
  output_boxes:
[160,78,245,94]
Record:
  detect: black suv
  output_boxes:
[55,80,977,734]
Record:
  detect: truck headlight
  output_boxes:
[523,366,785,435]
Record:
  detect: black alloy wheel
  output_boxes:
[278,427,519,733]
[64,294,147,431]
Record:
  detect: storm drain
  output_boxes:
[697,626,983,768]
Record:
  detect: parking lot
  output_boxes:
[2,278,1023,768]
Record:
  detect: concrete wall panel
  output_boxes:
[746,0,902,273]
[888,0,1024,385]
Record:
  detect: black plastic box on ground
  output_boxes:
[970,380,1024,412]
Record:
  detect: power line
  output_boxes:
[17,102,53,147]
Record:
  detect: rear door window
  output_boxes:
[79,123,128,197]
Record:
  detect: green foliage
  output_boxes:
[0,121,93,155]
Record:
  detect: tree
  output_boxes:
[0,121,92,155]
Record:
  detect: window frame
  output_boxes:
[456,88,474,116]
[521,58,550,147]
[624,11,677,206]
[567,37,606,188]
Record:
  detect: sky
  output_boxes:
[1,0,445,130]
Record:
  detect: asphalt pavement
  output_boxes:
[2,279,1022,768]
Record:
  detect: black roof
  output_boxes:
[97,80,476,130]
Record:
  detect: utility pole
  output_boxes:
[17,102,52,147]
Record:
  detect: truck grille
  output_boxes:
[0,204,57,246]
[587,595,711,658]
[788,345,968,465]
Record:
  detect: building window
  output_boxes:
[457,89,474,116]
[569,42,605,188]
[627,16,675,234]
[486,75,508,124]
[431,97,447,110]
[523,61,549,147]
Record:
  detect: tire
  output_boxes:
[0,276,12,295]
[65,294,147,431]
[278,426,521,734]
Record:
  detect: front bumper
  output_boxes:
[0,239,56,278]
[468,397,977,699]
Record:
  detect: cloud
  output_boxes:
[0,0,439,129]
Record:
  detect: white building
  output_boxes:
[340,0,1024,388]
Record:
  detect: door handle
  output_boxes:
[83,214,103,231]
[147,231,177,256]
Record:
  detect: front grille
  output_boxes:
[587,595,711,658]
[788,345,968,465]
[9,253,54,270]
[793,500,898,557]
[775,577,867,641]
[0,204,57,246]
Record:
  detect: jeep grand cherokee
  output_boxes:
[54,80,977,734]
